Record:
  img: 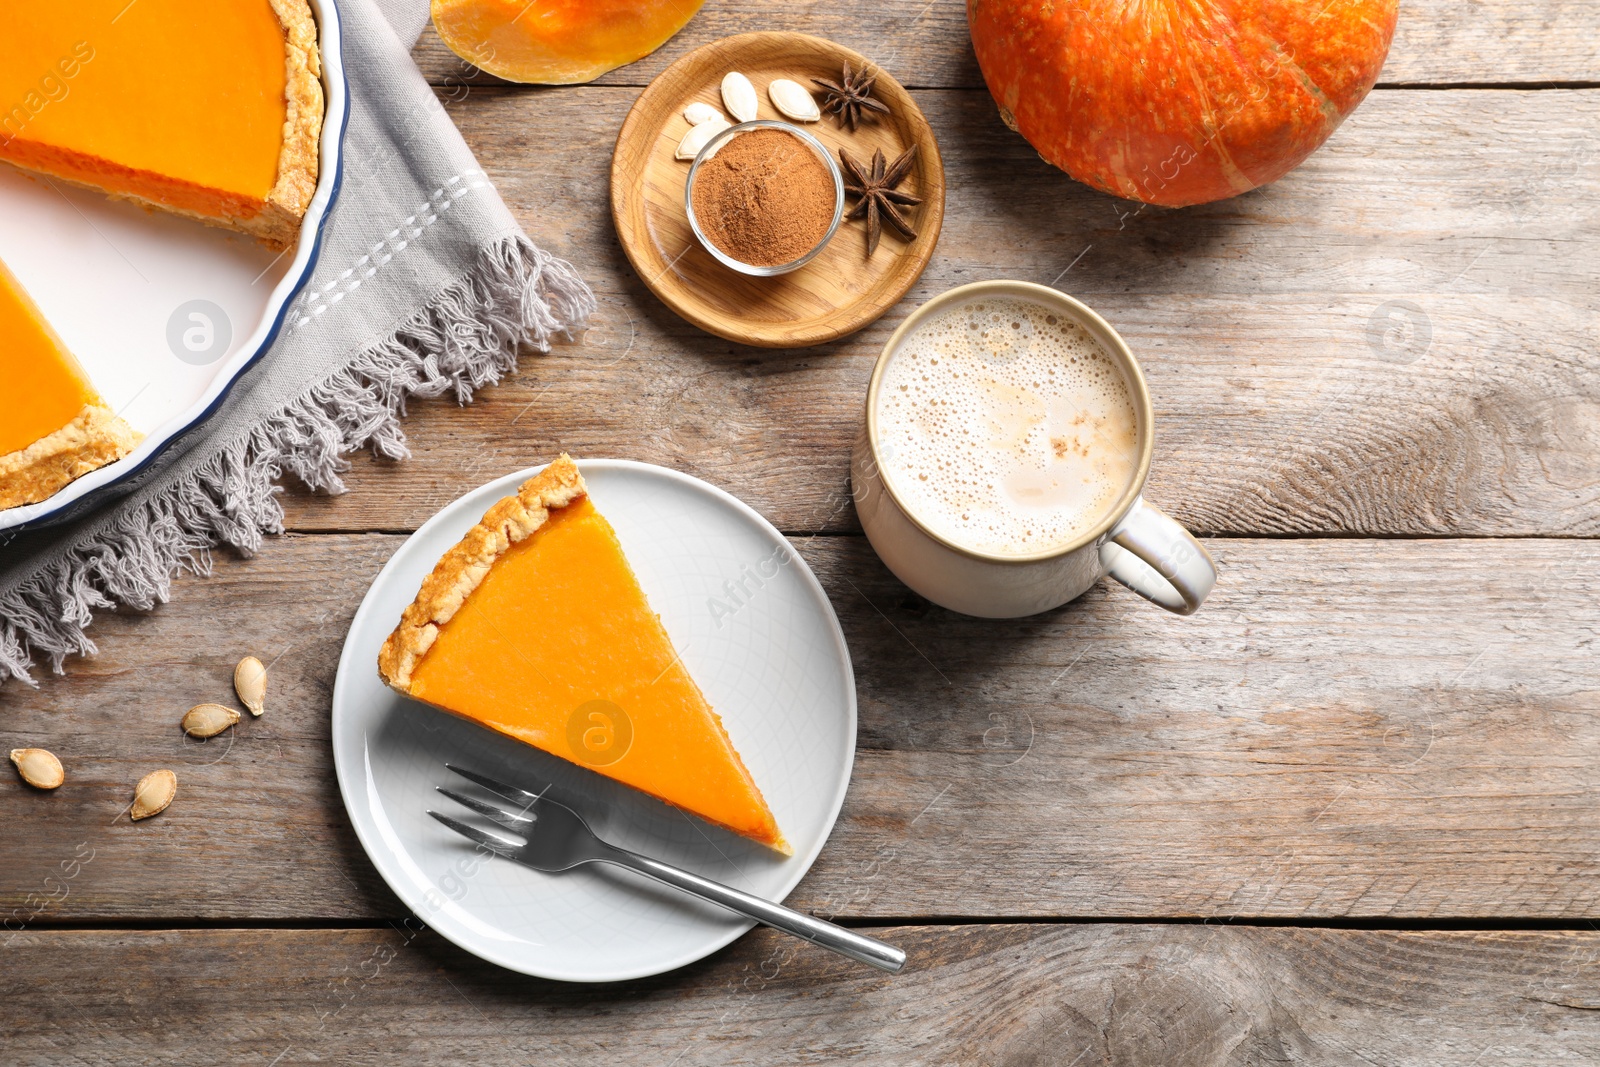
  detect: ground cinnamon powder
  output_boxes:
[690,128,835,267]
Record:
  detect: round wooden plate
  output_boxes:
[610,32,945,349]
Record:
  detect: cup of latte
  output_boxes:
[851,280,1216,618]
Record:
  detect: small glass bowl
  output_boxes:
[683,119,845,277]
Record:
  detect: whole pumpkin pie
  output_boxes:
[0,0,323,249]
[379,455,790,854]
[0,260,140,510]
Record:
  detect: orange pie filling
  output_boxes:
[0,260,139,509]
[380,456,790,854]
[0,0,323,248]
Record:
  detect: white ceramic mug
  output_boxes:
[850,280,1217,619]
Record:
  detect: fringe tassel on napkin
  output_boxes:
[0,234,593,684]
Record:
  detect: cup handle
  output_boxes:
[1098,497,1217,615]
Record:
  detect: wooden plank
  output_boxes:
[277,86,1600,536]
[410,1,1600,89]
[4,534,1597,922]
[3,925,1598,1064]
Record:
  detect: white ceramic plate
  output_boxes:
[332,459,858,982]
[0,0,349,531]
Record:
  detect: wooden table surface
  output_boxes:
[5,3,1599,1063]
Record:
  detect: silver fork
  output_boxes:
[428,763,906,974]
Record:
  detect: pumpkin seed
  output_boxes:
[676,116,731,161]
[182,702,240,739]
[131,770,177,821]
[234,655,266,717]
[721,71,758,123]
[768,79,820,122]
[683,101,723,126]
[10,748,64,790]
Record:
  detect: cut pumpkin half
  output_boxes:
[431,0,705,84]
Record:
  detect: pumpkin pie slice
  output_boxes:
[0,259,140,509]
[0,0,323,250]
[379,455,790,854]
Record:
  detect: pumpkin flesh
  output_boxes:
[432,0,706,85]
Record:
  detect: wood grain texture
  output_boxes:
[3,5,1592,1054]
[410,0,1600,89]
[4,534,1596,922]
[610,32,945,346]
[278,87,1600,536]
[4,925,1599,1065]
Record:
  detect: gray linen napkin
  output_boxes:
[0,0,593,684]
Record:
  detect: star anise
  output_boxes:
[839,145,921,256]
[812,62,891,131]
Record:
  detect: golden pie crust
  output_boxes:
[0,403,141,511]
[113,0,323,249]
[377,454,790,854]
[0,1,324,512]
[0,0,324,251]
[378,454,588,692]
[259,0,325,249]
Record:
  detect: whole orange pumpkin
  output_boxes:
[967,0,1399,206]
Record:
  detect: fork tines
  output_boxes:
[430,765,551,854]
[431,764,575,858]
[426,810,520,855]
[436,785,533,832]
[445,763,546,805]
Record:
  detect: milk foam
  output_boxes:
[875,297,1139,557]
